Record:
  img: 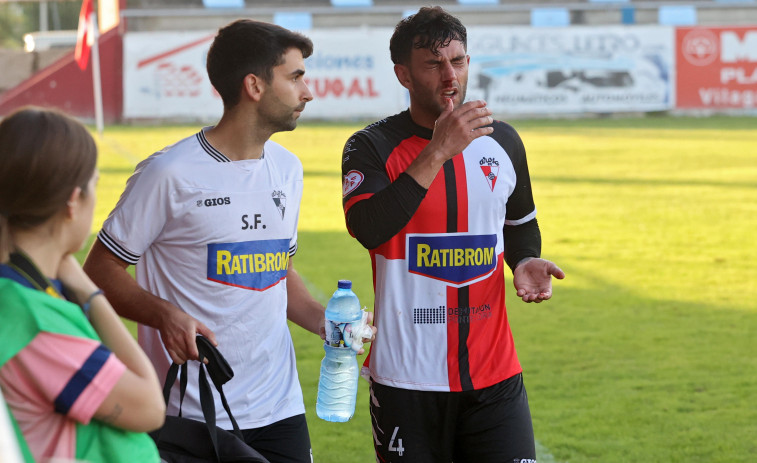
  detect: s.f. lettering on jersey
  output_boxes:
[407,233,497,287]
[207,239,290,290]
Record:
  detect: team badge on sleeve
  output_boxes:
[343,170,364,197]
[479,156,499,191]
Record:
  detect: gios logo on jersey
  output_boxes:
[407,233,497,286]
[207,239,290,291]
[197,196,231,207]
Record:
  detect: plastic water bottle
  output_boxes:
[316,280,363,422]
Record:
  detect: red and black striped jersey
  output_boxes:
[342,110,538,392]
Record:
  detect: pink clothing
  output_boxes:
[0,332,125,461]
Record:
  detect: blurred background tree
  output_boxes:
[0,1,79,49]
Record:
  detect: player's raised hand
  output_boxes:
[513,257,565,303]
[408,99,494,188]
[430,99,494,159]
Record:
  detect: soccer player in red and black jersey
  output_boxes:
[341,6,565,462]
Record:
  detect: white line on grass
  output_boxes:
[536,440,559,463]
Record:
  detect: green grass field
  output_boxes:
[80,115,757,462]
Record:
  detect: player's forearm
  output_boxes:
[285,261,325,336]
[83,238,172,329]
[405,143,453,189]
[346,172,427,249]
[503,218,542,272]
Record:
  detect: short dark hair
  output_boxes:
[390,6,467,66]
[206,19,314,109]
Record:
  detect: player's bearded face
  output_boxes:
[259,48,312,132]
[405,39,469,117]
[259,91,306,132]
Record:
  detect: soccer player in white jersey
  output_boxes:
[341,7,564,463]
[84,20,374,463]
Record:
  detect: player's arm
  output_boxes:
[285,257,325,337]
[286,258,375,353]
[342,130,429,250]
[344,100,493,249]
[83,239,216,363]
[345,173,427,250]
[405,99,493,188]
[496,124,565,302]
[504,219,541,273]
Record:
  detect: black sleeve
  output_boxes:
[503,218,541,272]
[346,172,427,250]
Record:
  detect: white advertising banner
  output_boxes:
[123,31,221,120]
[466,26,675,114]
[123,29,404,120]
[124,25,675,120]
[301,29,404,119]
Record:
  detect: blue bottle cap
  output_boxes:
[337,280,352,289]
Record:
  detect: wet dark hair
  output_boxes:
[206,19,314,109]
[390,6,467,65]
[0,106,97,261]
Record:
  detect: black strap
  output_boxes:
[197,358,221,463]
[161,363,179,405]
[8,251,50,291]
[179,362,188,418]
[160,337,244,462]
[5,251,62,298]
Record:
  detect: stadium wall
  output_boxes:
[0,28,124,123]
[0,18,755,121]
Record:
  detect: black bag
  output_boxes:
[149,336,270,463]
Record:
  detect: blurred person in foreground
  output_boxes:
[341,6,565,462]
[0,106,164,462]
[84,19,373,463]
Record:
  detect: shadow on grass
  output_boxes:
[74,230,756,462]
[533,175,757,190]
[513,263,757,463]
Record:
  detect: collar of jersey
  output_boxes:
[197,129,266,163]
[401,110,434,140]
[197,129,230,162]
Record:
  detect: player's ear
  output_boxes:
[242,73,264,102]
[394,64,411,90]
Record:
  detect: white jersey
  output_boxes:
[99,128,305,429]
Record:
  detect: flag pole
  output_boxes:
[89,11,104,137]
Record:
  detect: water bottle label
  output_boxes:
[325,319,344,347]
[342,322,357,349]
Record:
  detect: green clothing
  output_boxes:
[0,278,159,462]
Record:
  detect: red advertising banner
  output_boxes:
[676,26,757,109]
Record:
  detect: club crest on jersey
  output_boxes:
[207,239,290,291]
[407,233,497,287]
[271,190,286,219]
[479,156,499,191]
[342,170,364,197]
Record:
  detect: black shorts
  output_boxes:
[370,373,536,463]
[240,414,312,463]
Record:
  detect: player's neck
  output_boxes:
[205,118,267,161]
[408,104,437,130]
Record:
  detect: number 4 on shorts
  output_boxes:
[389,427,404,456]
